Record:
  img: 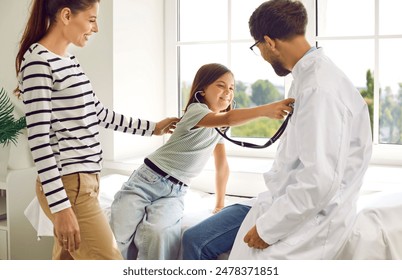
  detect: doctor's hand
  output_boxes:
[54,207,81,253]
[154,117,180,135]
[243,225,269,250]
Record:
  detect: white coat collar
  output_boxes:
[291,47,323,79]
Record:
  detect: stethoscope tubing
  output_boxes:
[215,110,292,149]
[194,90,293,149]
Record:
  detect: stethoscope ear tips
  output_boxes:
[194,91,204,103]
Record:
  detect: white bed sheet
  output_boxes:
[24,173,402,260]
[336,191,402,259]
[24,173,248,238]
[99,174,248,231]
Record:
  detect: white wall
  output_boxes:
[0,0,31,117]
[112,0,166,160]
[0,0,165,163]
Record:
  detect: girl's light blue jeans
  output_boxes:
[182,204,251,260]
[110,163,187,260]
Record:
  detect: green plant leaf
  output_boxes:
[0,87,26,146]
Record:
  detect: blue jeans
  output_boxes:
[182,204,251,260]
[110,164,187,260]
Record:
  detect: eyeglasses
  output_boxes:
[250,41,261,56]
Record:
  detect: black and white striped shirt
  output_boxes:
[19,43,155,213]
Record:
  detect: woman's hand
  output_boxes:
[53,207,81,252]
[154,117,179,135]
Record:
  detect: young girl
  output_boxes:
[110,63,294,260]
[15,0,177,260]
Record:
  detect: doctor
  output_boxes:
[182,0,373,260]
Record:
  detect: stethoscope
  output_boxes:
[194,90,293,149]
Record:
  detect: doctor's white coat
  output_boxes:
[229,48,373,260]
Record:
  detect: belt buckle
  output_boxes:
[167,176,182,186]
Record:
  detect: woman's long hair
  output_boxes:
[15,0,100,93]
[184,63,234,113]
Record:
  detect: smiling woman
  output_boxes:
[63,4,99,48]
[13,0,178,260]
[15,0,100,71]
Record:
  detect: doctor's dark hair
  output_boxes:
[249,0,307,42]
[15,0,100,84]
[184,63,234,113]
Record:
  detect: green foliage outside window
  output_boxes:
[361,69,402,144]
[360,70,374,132]
[379,83,402,144]
[232,79,283,138]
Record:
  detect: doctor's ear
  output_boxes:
[263,35,276,50]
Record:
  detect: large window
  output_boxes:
[316,0,402,147]
[165,0,402,163]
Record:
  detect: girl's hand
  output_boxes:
[154,117,179,135]
[212,205,224,214]
[265,97,295,119]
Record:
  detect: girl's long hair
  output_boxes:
[184,63,234,113]
[15,0,100,94]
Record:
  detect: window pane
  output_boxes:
[179,0,227,42]
[179,44,227,111]
[379,39,402,144]
[231,43,284,92]
[317,40,374,88]
[317,40,374,130]
[379,0,402,35]
[231,0,266,40]
[230,43,285,138]
[317,0,374,36]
